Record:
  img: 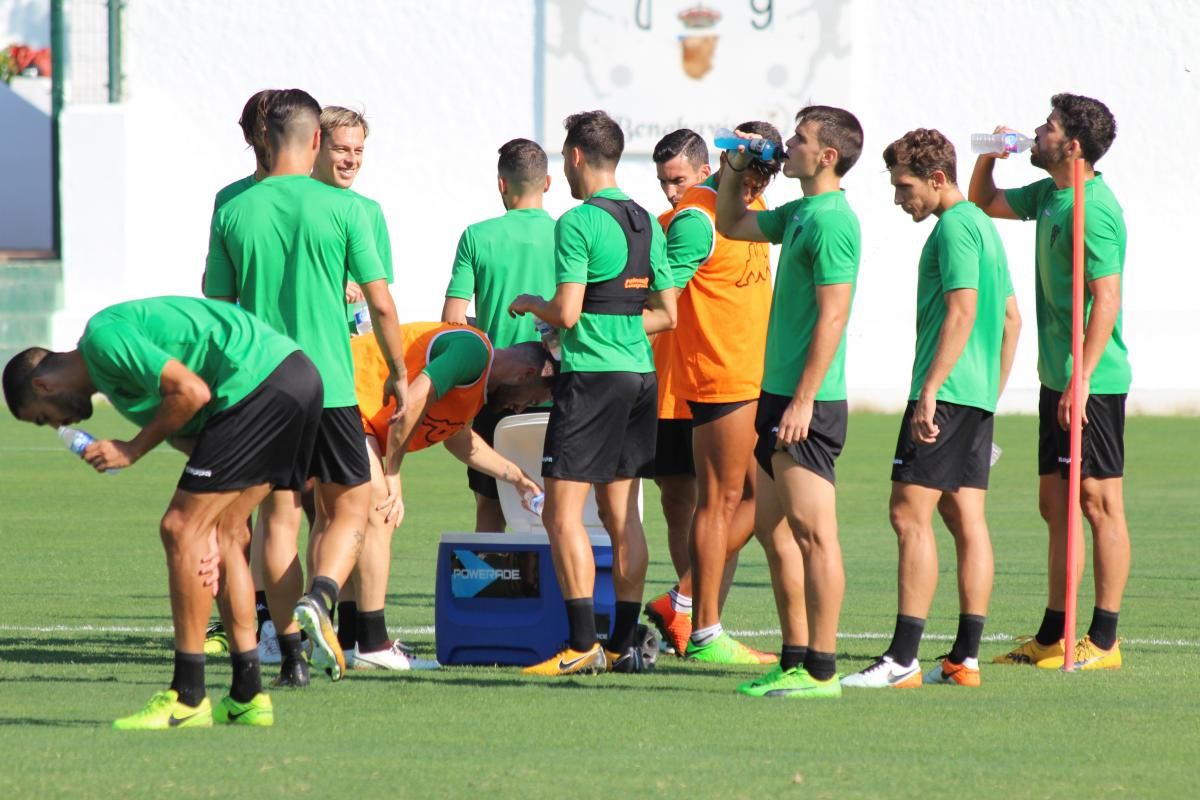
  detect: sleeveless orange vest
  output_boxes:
[652,207,693,420]
[671,183,772,403]
[351,322,493,452]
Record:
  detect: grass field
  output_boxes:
[0,407,1197,799]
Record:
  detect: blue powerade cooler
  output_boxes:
[434,532,615,666]
[433,413,635,667]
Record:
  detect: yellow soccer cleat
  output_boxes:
[112,690,213,731]
[1073,636,1122,670]
[523,643,606,676]
[992,636,1065,669]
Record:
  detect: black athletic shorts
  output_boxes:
[466,406,516,500]
[543,371,657,483]
[1038,385,1125,479]
[654,417,695,478]
[891,400,994,491]
[753,391,847,485]
[178,351,323,494]
[310,405,372,487]
[687,398,754,427]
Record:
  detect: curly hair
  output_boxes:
[882,128,957,184]
[1051,93,1116,164]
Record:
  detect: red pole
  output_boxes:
[1062,158,1086,672]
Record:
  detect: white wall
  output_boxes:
[51,0,1200,413]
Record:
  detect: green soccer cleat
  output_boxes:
[203,621,229,656]
[112,689,213,730]
[685,632,777,665]
[737,665,842,699]
[213,692,274,727]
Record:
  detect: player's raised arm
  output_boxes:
[968,126,1020,220]
[715,134,771,243]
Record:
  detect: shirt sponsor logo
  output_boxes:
[623,277,650,289]
[184,465,213,478]
[542,456,554,463]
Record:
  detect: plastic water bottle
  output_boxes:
[529,492,545,516]
[534,319,561,362]
[971,132,1033,155]
[352,301,372,335]
[57,426,119,474]
[714,127,779,163]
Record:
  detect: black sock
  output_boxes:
[229,649,262,703]
[308,576,339,612]
[884,614,925,665]
[804,650,836,681]
[948,614,986,663]
[278,631,303,664]
[255,592,271,632]
[1035,607,1066,646]
[565,598,597,652]
[608,601,641,653]
[780,644,808,671]
[357,609,390,653]
[170,651,206,707]
[337,601,359,651]
[1087,607,1120,651]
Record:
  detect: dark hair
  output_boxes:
[653,128,708,168]
[563,110,624,167]
[3,347,50,419]
[1051,93,1116,164]
[252,89,322,170]
[497,138,548,190]
[883,128,957,184]
[734,119,784,184]
[796,105,864,177]
[238,90,274,169]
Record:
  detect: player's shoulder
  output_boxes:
[347,189,384,215]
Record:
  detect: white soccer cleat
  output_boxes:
[350,639,440,671]
[257,620,282,665]
[840,655,922,688]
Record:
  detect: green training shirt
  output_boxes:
[212,175,256,213]
[1005,175,1130,394]
[78,297,299,438]
[909,201,1014,411]
[756,191,860,400]
[203,174,386,408]
[344,189,395,328]
[422,330,491,399]
[445,208,557,349]
[554,187,673,374]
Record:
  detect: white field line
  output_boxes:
[0,624,1195,649]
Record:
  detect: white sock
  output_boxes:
[962,656,979,669]
[690,622,723,647]
[668,588,692,613]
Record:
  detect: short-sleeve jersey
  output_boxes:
[652,207,691,420]
[669,177,772,403]
[445,208,557,349]
[213,175,256,213]
[553,187,673,374]
[756,191,861,400]
[342,190,395,326]
[78,297,300,437]
[203,174,386,408]
[352,322,493,452]
[1004,175,1130,394]
[910,201,1014,411]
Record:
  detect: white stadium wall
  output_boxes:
[45,0,1200,413]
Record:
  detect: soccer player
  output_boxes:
[841,129,1020,690]
[3,296,323,729]
[648,121,783,666]
[204,88,408,686]
[342,322,554,668]
[716,106,863,699]
[509,110,677,675]
[643,130,707,644]
[970,94,1131,670]
[441,138,556,532]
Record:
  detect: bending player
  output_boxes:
[716,107,864,699]
[3,297,323,729]
[510,110,677,675]
[340,322,554,669]
[841,129,1019,690]
[205,88,407,687]
[971,94,1131,670]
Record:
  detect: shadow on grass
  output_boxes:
[0,634,171,666]
[0,717,105,727]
